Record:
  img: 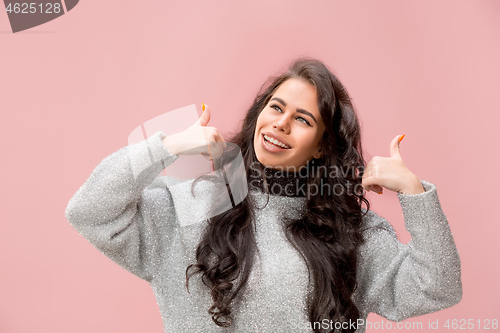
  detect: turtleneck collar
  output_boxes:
[248,161,310,198]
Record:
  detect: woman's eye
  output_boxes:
[271,105,282,113]
[271,104,312,126]
[296,117,311,126]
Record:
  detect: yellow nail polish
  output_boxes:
[202,103,206,111]
[398,134,405,143]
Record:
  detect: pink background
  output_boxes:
[1,1,499,332]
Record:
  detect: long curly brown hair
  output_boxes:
[186,57,370,333]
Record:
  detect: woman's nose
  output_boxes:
[273,116,290,133]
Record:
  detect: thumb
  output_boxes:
[193,103,211,127]
[390,134,404,159]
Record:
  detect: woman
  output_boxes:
[66,58,462,333]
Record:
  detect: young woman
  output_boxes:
[66,58,462,333]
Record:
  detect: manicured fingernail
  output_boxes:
[377,191,383,194]
[398,134,405,143]
[202,103,206,111]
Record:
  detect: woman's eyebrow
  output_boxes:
[270,97,317,124]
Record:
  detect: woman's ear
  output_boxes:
[312,147,323,159]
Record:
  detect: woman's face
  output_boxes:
[253,78,325,171]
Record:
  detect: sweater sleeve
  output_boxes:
[65,131,179,282]
[355,180,462,322]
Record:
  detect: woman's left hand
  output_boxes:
[362,135,425,195]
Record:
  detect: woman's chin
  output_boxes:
[255,157,283,170]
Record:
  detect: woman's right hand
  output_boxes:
[162,104,227,160]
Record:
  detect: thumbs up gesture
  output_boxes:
[162,103,227,160]
[361,135,425,195]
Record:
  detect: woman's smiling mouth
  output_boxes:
[261,134,291,152]
[263,134,290,148]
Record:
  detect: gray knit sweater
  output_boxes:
[65,132,462,333]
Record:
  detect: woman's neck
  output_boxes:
[248,161,310,197]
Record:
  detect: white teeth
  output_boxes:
[264,135,289,149]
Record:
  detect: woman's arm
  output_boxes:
[65,104,226,282]
[355,180,462,321]
[65,131,179,282]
